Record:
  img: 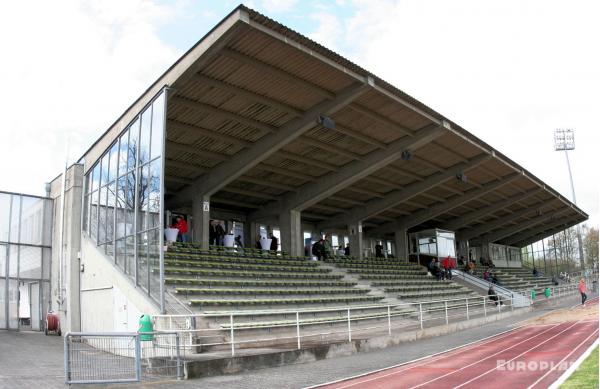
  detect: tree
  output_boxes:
[582,225,599,270]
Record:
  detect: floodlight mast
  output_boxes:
[554,129,585,271]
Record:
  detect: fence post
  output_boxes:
[64,334,71,384]
[347,309,352,342]
[444,301,448,325]
[419,303,423,330]
[296,311,301,350]
[230,314,235,357]
[483,296,487,317]
[175,333,182,380]
[387,305,391,335]
[466,298,469,320]
[135,335,142,382]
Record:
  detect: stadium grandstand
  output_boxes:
[0,5,590,379]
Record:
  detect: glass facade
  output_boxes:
[0,191,53,330]
[82,89,165,307]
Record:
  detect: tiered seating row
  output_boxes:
[189,296,384,307]
[161,267,343,279]
[165,278,357,288]
[164,259,329,273]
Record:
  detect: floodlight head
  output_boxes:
[456,172,468,183]
[317,115,335,130]
[401,150,413,161]
[554,129,575,151]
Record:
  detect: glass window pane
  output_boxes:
[19,246,42,279]
[139,108,152,165]
[98,186,107,244]
[19,196,44,245]
[42,248,51,280]
[90,190,98,242]
[9,195,21,243]
[116,176,129,239]
[115,237,126,272]
[137,231,148,292]
[0,244,6,277]
[9,245,18,277]
[148,228,160,301]
[147,159,161,229]
[108,142,119,183]
[125,172,135,228]
[106,182,116,256]
[100,153,109,188]
[118,129,129,177]
[137,165,149,232]
[0,193,10,242]
[128,118,140,172]
[91,163,101,192]
[150,92,165,160]
[83,193,89,234]
[125,235,135,281]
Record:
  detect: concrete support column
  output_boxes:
[50,164,84,334]
[192,194,210,249]
[394,228,408,260]
[249,221,258,249]
[280,210,302,257]
[348,221,364,259]
[457,240,469,260]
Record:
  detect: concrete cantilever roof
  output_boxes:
[81,5,587,248]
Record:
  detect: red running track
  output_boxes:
[316,298,599,389]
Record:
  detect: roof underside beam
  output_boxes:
[505,216,581,246]
[172,78,372,204]
[367,172,520,235]
[459,203,549,241]
[318,152,492,229]
[247,124,445,220]
[441,187,541,231]
[471,209,570,245]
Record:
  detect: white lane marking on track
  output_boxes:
[328,323,565,389]
[407,321,574,389]
[527,329,599,389]
[452,320,592,389]
[304,324,539,389]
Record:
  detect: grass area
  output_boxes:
[561,345,599,389]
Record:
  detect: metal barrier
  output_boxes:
[153,282,582,357]
[64,332,183,385]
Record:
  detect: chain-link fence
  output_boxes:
[64,332,183,385]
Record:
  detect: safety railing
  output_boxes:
[153,282,582,357]
[64,331,184,385]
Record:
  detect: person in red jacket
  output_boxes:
[175,216,189,243]
[442,255,454,280]
[579,278,587,306]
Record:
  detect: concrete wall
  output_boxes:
[49,164,83,334]
[79,236,159,332]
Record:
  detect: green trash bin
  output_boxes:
[544,287,551,298]
[139,314,154,341]
[531,289,537,300]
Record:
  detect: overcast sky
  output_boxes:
[0,0,598,229]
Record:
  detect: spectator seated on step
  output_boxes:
[490,271,501,286]
[466,260,476,275]
[532,267,539,277]
[483,268,490,281]
[488,284,503,306]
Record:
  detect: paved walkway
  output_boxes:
[0,294,587,389]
